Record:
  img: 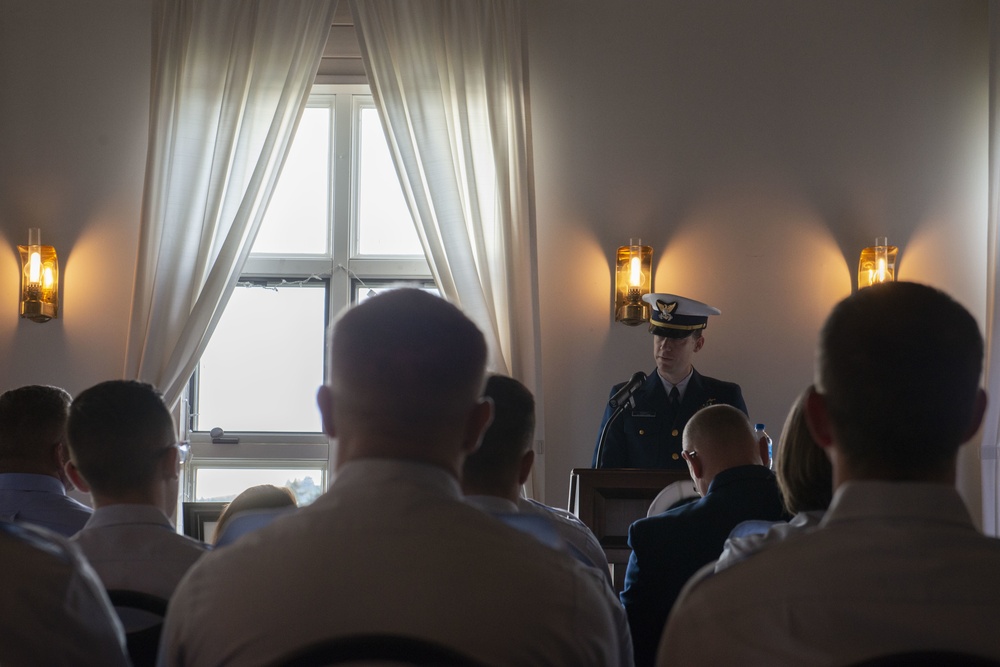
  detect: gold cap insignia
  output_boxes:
[656,300,678,321]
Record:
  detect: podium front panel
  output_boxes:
[568,468,690,592]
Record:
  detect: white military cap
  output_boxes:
[642,293,721,337]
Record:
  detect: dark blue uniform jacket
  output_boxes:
[620,465,787,667]
[593,368,747,469]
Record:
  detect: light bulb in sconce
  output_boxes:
[629,254,643,288]
[874,241,889,283]
[18,227,59,323]
[857,236,898,290]
[29,253,41,285]
[615,238,653,326]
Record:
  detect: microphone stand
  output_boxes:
[594,395,637,468]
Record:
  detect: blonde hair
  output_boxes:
[214,485,297,544]
[775,389,832,514]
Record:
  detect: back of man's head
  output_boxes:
[0,385,71,469]
[327,288,488,463]
[683,404,760,481]
[66,380,175,497]
[816,281,984,479]
[462,374,535,497]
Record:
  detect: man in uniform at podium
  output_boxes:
[593,293,747,469]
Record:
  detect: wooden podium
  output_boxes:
[568,468,690,592]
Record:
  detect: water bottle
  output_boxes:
[755,423,773,469]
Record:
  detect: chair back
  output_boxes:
[647,480,699,516]
[847,651,1000,667]
[267,634,486,667]
[105,589,169,667]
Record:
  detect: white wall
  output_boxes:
[0,1,990,521]
[526,0,989,515]
[0,0,150,396]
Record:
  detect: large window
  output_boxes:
[184,85,434,505]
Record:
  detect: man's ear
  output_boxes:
[805,386,835,451]
[317,385,336,438]
[54,442,75,490]
[517,449,535,486]
[51,441,67,472]
[158,444,181,481]
[963,388,988,443]
[681,450,703,479]
[692,335,705,354]
[65,460,91,494]
[461,398,494,454]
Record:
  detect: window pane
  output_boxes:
[254,107,331,255]
[194,467,325,506]
[197,284,326,432]
[356,107,423,256]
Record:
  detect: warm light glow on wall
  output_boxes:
[18,228,59,323]
[614,238,652,325]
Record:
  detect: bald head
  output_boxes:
[682,405,762,494]
[320,288,490,471]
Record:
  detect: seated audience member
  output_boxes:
[213,484,297,546]
[65,381,207,615]
[621,404,786,667]
[0,385,92,536]
[160,289,625,667]
[715,386,832,570]
[659,282,1000,665]
[463,374,611,578]
[462,374,634,667]
[0,518,129,666]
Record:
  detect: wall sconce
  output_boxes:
[857,236,897,290]
[614,238,652,326]
[19,228,59,323]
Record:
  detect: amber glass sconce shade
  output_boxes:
[857,237,897,290]
[614,238,653,326]
[19,228,59,323]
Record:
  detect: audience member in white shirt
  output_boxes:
[660,282,1000,666]
[463,373,634,667]
[161,289,625,667]
[0,518,129,666]
[66,381,207,623]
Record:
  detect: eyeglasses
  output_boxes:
[157,441,190,465]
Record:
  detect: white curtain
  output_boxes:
[352,0,546,499]
[983,0,1000,537]
[124,0,339,410]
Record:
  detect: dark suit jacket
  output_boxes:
[620,465,786,667]
[593,368,747,469]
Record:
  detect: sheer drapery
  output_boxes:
[352,0,545,498]
[983,0,1000,536]
[124,0,338,409]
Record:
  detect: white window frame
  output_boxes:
[182,84,433,502]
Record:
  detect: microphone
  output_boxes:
[608,371,647,409]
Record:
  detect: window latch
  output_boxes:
[209,427,240,444]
